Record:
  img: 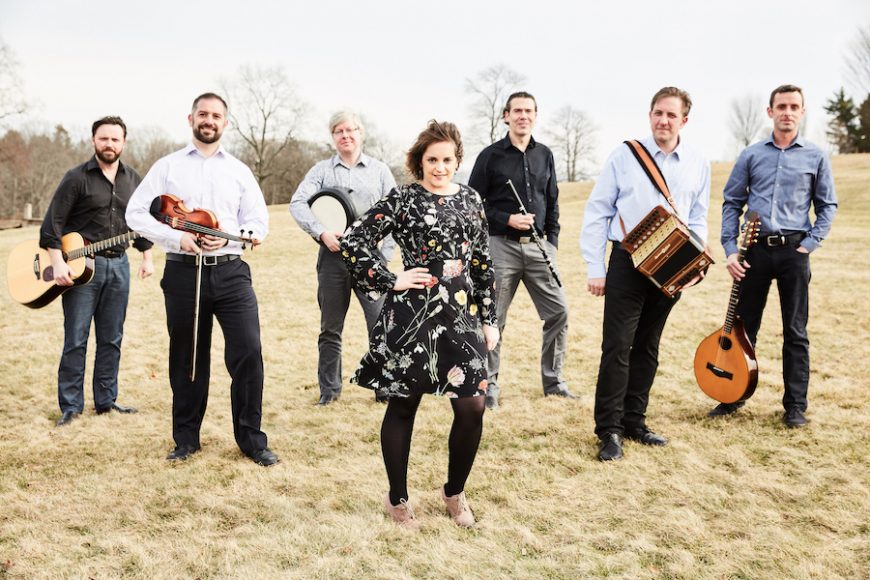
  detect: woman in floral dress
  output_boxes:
[340,120,499,528]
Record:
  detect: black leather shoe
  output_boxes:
[96,403,139,415]
[544,388,578,400]
[248,448,279,466]
[783,407,809,428]
[316,394,339,406]
[708,401,745,417]
[625,427,668,446]
[56,411,80,427]
[166,444,200,461]
[597,433,624,461]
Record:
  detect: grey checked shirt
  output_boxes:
[290,152,397,258]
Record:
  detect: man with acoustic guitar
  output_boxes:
[40,116,154,427]
[581,87,711,461]
[712,84,838,427]
[126,93,278,466]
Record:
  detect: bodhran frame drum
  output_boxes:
[307,186,366,240]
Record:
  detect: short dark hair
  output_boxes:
[92,116,127,138]
[650,87,692,116]
[769,84,804,108]
[405,120,464,181]
[502,91,538,117]
[191,92,228,113]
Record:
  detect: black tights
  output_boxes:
[382,393,486,505]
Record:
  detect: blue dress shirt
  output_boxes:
[581,135,711,279]
[721,134,837,256]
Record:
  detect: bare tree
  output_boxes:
[545,105,597,182]
[221,64,307,198]
[0,39,27,124]
[124,126,184,175]
[728,94,767,151]
[464,64,526,145]
[845,25,870,94]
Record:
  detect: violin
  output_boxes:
[149,194,259,248]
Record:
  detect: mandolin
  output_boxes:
[693,212,761,403]
[7,231,140,309]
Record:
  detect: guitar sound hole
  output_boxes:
[718,337,733,350]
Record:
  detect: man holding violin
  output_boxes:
[126,92,278,466]
[290,111,396,406]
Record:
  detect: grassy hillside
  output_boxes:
[0,155,867,579]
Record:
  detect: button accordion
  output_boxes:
[622,205,714,297]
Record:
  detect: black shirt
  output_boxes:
[468,134,561,247]
[40,156,153,254]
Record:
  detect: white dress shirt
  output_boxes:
[580,135,710,279]
[126,143,269,255]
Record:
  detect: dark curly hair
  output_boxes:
[405,120,463,181]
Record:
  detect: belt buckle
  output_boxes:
[203,255,218,266]
[519,236,532,244]
[766,235,785,247]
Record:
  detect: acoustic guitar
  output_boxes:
[7,231,140,309]
[693,212,761,403]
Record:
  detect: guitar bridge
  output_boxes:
[705,363,733,380]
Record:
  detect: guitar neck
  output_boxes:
[68,231,140,260]
[722,247,750,333]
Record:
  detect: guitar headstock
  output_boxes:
[739,211,761,252]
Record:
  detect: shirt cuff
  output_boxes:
[587,263,607,279]
[801,237,820,253]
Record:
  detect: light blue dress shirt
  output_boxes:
[721,134,837,256]
[581,135,711,279]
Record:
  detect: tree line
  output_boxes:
[1,24,869,221]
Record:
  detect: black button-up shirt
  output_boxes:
[40,156,153,254]
[468,134,561,247]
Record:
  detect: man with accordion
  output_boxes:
[581,87,711,461]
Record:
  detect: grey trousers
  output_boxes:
[487,235,569,396]
[317,247,384,397]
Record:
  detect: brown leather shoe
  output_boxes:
[383,493,420,530]
[441,488,475,527]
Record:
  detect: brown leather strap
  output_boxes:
[624,140,679,213]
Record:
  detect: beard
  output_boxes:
[95,148,120,164]
[193,123,223,144]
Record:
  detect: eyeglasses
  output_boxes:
[332,127,360,137]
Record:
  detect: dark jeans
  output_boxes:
[316,247,383,397]
[737,243,811,411]
[161,258,267,455]
[58,254,130,413]
[594,245,679,438]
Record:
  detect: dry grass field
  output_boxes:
[0,155,868,579]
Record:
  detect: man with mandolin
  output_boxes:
[40,116,154,427]
[711,84,838,428]
[126,93,278,466]
[581,87,711,461]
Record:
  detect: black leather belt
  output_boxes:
[502,231,534,244]
[761,232,806,247]
[166,253,241,265]
[95,250,125,258]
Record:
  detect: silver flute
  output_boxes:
[505,179,562,287]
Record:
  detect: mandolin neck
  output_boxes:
[722,245,750,333]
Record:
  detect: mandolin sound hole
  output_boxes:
[718,336,733,350]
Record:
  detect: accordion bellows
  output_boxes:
[622,205,713,297]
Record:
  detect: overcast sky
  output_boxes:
[2,0,868,170]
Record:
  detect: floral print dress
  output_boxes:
[340,182,498,399]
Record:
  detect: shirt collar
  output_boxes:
[642,134,682,161]
[332,152,370,169]
[184,142,227,158]
[764,132,805,149]
[497,133,537,151]
[86,155,129,174]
